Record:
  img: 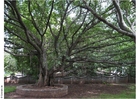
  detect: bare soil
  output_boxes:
[4,83,129,98]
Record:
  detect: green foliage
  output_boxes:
[4,53,17,73]
[4,0,135,79]
[14,55,39,76]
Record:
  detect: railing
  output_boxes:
[4,75,36,84]
[54,74,129,84]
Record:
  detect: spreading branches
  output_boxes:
[43,0,54,35]
[81,0,135,40]
[112,0,134,34]
[53,1,72,57]
[4,0,135,78]
[28,0,41,35]
[5,0,42,53]
[4,49,29,57]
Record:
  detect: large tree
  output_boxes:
[4,0,135,87]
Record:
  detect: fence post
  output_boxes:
[71,77,72,84]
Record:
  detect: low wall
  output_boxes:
[16,84,68,98]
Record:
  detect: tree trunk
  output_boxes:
[37,69,51,87]
[36,50,52,87]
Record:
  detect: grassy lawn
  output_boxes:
[4,86,16,93]
[99,84,135,99]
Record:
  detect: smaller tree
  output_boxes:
[4,52,17,76]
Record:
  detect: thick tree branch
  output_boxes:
[71,10,88,45]
[112,0,134,33]
[5,1,17,18]
[28,0,41,35]
[43,0,54,35]
[66,57,134,67]
[5,26,27,43]
[4,49,29,57]
[81,0,135,40]
[71,39,130,55]
[48,24,56,38]
[8,1,42,53]
[4,39,35,52]
[4,19,22,29]
[4,12,18,22]
[69,20,100,54]
[54,1,71,57]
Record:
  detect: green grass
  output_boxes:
[4,86,16,93]
[99,84,136,99]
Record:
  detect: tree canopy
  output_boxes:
[4,0,135,87]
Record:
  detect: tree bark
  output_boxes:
[37,69,51,87]
[36,50,52,87]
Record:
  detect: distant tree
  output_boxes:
[4,52,17,74]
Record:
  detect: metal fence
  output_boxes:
[54,74,129,84]
[4,76,36,84]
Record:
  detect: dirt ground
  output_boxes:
[4,83,129,98]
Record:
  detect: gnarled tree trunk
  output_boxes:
[36,50,52,87]
[37,68,51,87]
